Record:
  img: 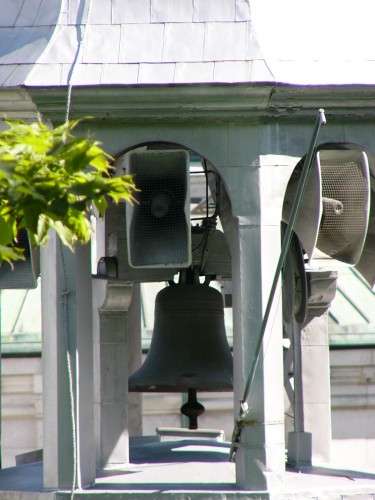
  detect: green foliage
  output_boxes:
[0,118,136,264]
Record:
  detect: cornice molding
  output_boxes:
[24,83,375,124]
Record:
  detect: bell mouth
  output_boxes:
[129,375,233,393]
[129,282,233,390]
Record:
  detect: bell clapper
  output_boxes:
[180,388,205,430]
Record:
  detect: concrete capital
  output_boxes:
[306,270,338,318]
[99,280,133,315]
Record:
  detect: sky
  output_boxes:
[251,0,375,84]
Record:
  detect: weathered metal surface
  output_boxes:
[1,0,375,88]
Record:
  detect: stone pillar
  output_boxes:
[301,269,337,463]
[127,283,142,437]
[231,170,286,493]
[286,317,313,467]
[232,217,285,490]
[223,156,296,491]
[42,234,95,489]
[96,281,141,469]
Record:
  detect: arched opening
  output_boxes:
[281,141,375,466]
[101,141,235,439]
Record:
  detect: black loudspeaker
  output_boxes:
[126,150,191,268]
[0,229,40,289]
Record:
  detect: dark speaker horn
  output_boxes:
[126,149,191,268]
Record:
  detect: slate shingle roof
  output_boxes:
[4,0,375,88]
[0,0,374,104]
[0,0,273,87]
[0,0,375,87]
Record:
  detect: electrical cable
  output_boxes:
[65,0,93,124]
[59,242,77,500]
[63,1,92,498]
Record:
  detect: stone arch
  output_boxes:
[111,140,235,435]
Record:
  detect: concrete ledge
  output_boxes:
[16,449,43,466]
[2,439,375,499]
[156,427,225,442]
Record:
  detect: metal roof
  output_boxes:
[329,268,375,347]
[1,0,375,88]
[2,266,375,354]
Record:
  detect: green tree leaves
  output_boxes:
[0,118,136,264]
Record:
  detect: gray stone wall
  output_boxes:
[1,357,43,467]
[330,347,375,469]
[3,351,375,470]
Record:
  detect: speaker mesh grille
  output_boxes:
[127,150,191,268]
[316,154,369,263]
[0,229,38,289]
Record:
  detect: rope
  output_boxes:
[62,1,93,497]
[65,332,78,500]
[65,0,93,123]
[229,109,327,462]
[59,244,77,500]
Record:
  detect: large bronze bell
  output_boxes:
[128,281,233,428]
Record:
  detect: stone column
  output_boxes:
[96,281,141,469]
[286,317,313,467]
[232,216,285,490]
[300,269,337,463]
[42,234,95,489]
[221,156,296,491]
[127,283,142,437]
